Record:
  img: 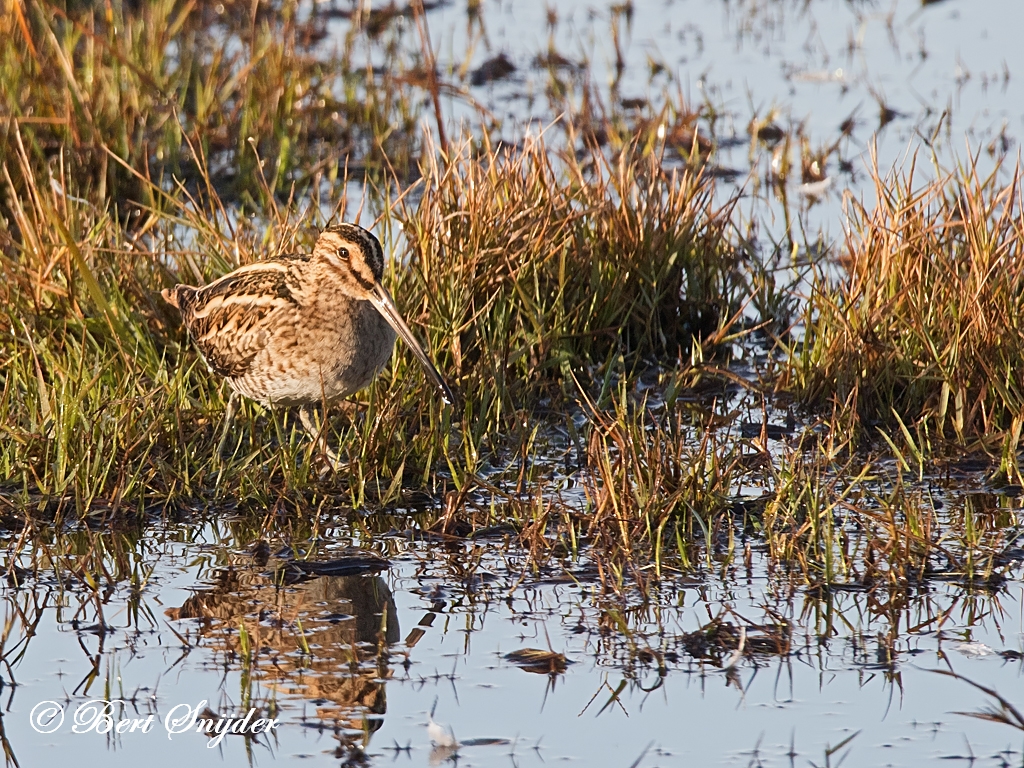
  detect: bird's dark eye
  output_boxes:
[338,247,350,260]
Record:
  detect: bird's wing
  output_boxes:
[174,254,309,379]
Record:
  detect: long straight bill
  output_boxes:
[369,283,454,406]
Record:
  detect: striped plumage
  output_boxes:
[163,224,452,411]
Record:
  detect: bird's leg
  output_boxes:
[299,406,343,471]
[216,392,239,458]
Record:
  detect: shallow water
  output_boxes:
[325,0,1024,240]
[3,504,1023,766]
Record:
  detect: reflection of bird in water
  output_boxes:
[166,566,399,739]
[162,223,453,458]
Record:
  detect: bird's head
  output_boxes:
[313,223,454,406]
[312,223,385,298]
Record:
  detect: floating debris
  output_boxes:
[275,553,390,584]
[797,177,833,197]
[427,714,458,748]
[471,53,516,85]
[788,67,846,83]
[957,642,997,658]
[755,122,786,144]
[504,648,572,674]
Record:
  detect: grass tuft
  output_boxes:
[786,151,1024,455]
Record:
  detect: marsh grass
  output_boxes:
[0,103,745,524]
[576,370,760,579]
[785,151,1024,461]
[561,360,1020,595]
[393,130,740,417]
[1,0,1023,616]
[2,0,426,210]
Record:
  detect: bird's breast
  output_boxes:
[231,296,396,405]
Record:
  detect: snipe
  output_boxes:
[163,223,452,458]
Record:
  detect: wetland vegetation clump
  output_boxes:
[394,132,742,414]
[786,155,1024,458]
[0,120,745,520]
[1,0,423,209]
